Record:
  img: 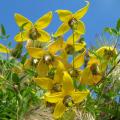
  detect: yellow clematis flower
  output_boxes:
[45,71,89,119]
[54,1,90,37]
[96,46,117,61]
[33,61,65,92]
[80,58,103,85]
[90,46,118,71]
[14,11,52,42]
[27,45,64,77]
[0,43,10,53]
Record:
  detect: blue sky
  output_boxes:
[0,0,120,47]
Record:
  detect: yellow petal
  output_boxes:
[72,90,89,103]
[0,44,10,53]
[54,61,65,83]
[37,60,49,77]
[48,37,64,54]
[14,13,32,30]
[45,92,63,103]
[66,32,81,44]
[34,11,52,29]
[54,23,70,37]
[74,1,90,20]
[56,10,73,22]
[92,75,102,85]
[37,29,51,42]
[72,50,86,68]
[53,99,66,119]
[62,72,74,94]
[75,21,85,34]
[14,31,30,42]
[80,68,93,85]
[74,42,86,52]
[33,77,52,90]
[27,47,45,58]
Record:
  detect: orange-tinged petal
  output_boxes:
[56,10,72,22]
[80,68,93,85]
[48,37,64,54]
[37,60,49,77]
[74,1,90,20]
[37,29,51,42]
[54,23,70,37]
[45,92,63,103]
[53,99,66,119]
[92,75,102,85]
[34,11,52,29]
[14,31,30,42]
[62,72,74,94]
[14,13,32,30]
[33,77,52,90]
[72,50,86,68]
[27,47,45,58]
[0,44,10,53]
[72,90,89,103]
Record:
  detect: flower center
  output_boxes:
[63,95,74,107]
[90,63,99,75]
[104,49,116,59]
[68,69,79,78]
[65,44,75,55]
[48,67,56,79]
[52,83,62,92]
[31,58,39,67]
[43,54,54,65]
[29,28,40,40]
[68,18,78,30]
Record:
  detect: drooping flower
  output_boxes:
[14,11,52,42]
[33,61,65,93]
[54,1,90,37]
[90,46,118,71]
[45,71,89,119]
[80,58,103,85]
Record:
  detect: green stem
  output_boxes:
[72,30,75,70]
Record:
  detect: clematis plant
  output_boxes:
[14,11,52,42]
[2,1,117,119]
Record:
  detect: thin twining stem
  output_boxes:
[72,30,75,70]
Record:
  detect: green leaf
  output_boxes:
[21,53,29,64]
[12,73,20,84]
[104,27,117,36]
[0,24,6,36]
[116,18,120,31]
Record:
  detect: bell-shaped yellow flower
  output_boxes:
[0,43,10,53]
[54,1,90,37]
[45,72,89,119]
[80,58,103,85]
[90,46,118,71]
[33,61,65,92]
[14,11,52,42]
